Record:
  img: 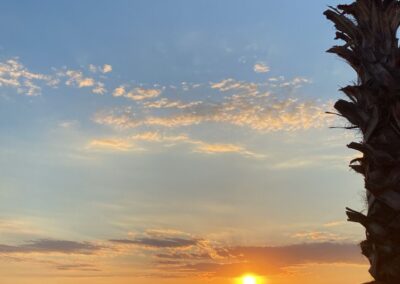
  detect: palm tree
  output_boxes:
[324,0,400,283]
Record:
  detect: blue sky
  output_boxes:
[0,1,372,284]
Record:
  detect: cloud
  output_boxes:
[95,76,324,134]
[87,131,262,158]
[191,141,263,158]
[58,120,79,129]
[210,78,258,93]
[292,231,347,242]
[131,132,189,143]
[89,64,97,73]
[156,252,212,260]
[112,87,162,101]
[272,158,313,169]
[57,67,107,95]
[253,62,270,73]
[110,237,198,249]
[113,86,126,97]
[79,78,95,87]
[94,96,329,132]
[55,263,101,272]
[270,152,352,170]
[0,58,321,135]
[0,239,102,255]
[202,243,363,277]
[87,138,135,151]
[0,218,42,236]
[143,98,202,109]
[0,58,56,96]
[102,64,112,73]
[92,82,106,95]
[88,64,112,74]
[279,77,312,88]
[93,108,140,129]
[0,58,114,97]
[112,229,364,279]
[0,230,365,279]
[64,70,95,88]
[110,229,201,250]
[210,78,235,90]
[193,143,245,154]
[324,221,346,228]
[152,242,365,278]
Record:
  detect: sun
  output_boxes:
[242,275,257,284]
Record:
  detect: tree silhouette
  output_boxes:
[325,1,400,283]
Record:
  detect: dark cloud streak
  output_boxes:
[109,237,198,248]
[151,242,367,278]
[0,239,102,255]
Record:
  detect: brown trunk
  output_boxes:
[325,1,400,283]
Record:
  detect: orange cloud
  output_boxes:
[87,132,261,158]
[87,138,135,151]
[106,229,365,279]
[0,58,55,96]
[292,231,347,242]
[143,98,202,109]
[94,98,329,132]
[102,64,112,73]
[253,62,270,73]
[191,141,263,158]
[113,86,162,101]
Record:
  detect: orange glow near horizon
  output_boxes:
[235,274,266,284]
[243,275,257,284]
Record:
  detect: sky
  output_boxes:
[0,0,373,283]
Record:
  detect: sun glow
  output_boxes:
[242,275,257,284]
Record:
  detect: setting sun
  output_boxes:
[242,275,257,284]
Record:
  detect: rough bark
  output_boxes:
[324,1,400,283]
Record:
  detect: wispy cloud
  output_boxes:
[87,138,136,151]
[143,98,202,109]
[112,86,162,101]
[156,243,365,278]
[0,218,43,237]
[88,64,113,74]
[63,70,95,88]
[58,120,80,129]
[0,58,330,163]
[93,72,325,134]
[0,58,112,97]
[0,58,56,96]
[210,78,258,93]
[253,62,270,73]
[57,68,107,95]
[55,263,101,272]
[110,237,198,249]
[324,221,346,228]
[0,230,365,279]
[0,239,102,255]
[191,140,263,158]
[199,242,364,277]
[102,64,112,73]
[292,231,347,242]
[87,131,262,158]
[92,82,106,94]
[108,229,365,278]
[94,97,328,132]
[131,132,189,143]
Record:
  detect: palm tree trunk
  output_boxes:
[324,1,400,283]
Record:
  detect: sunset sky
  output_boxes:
[0,0,373,283]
